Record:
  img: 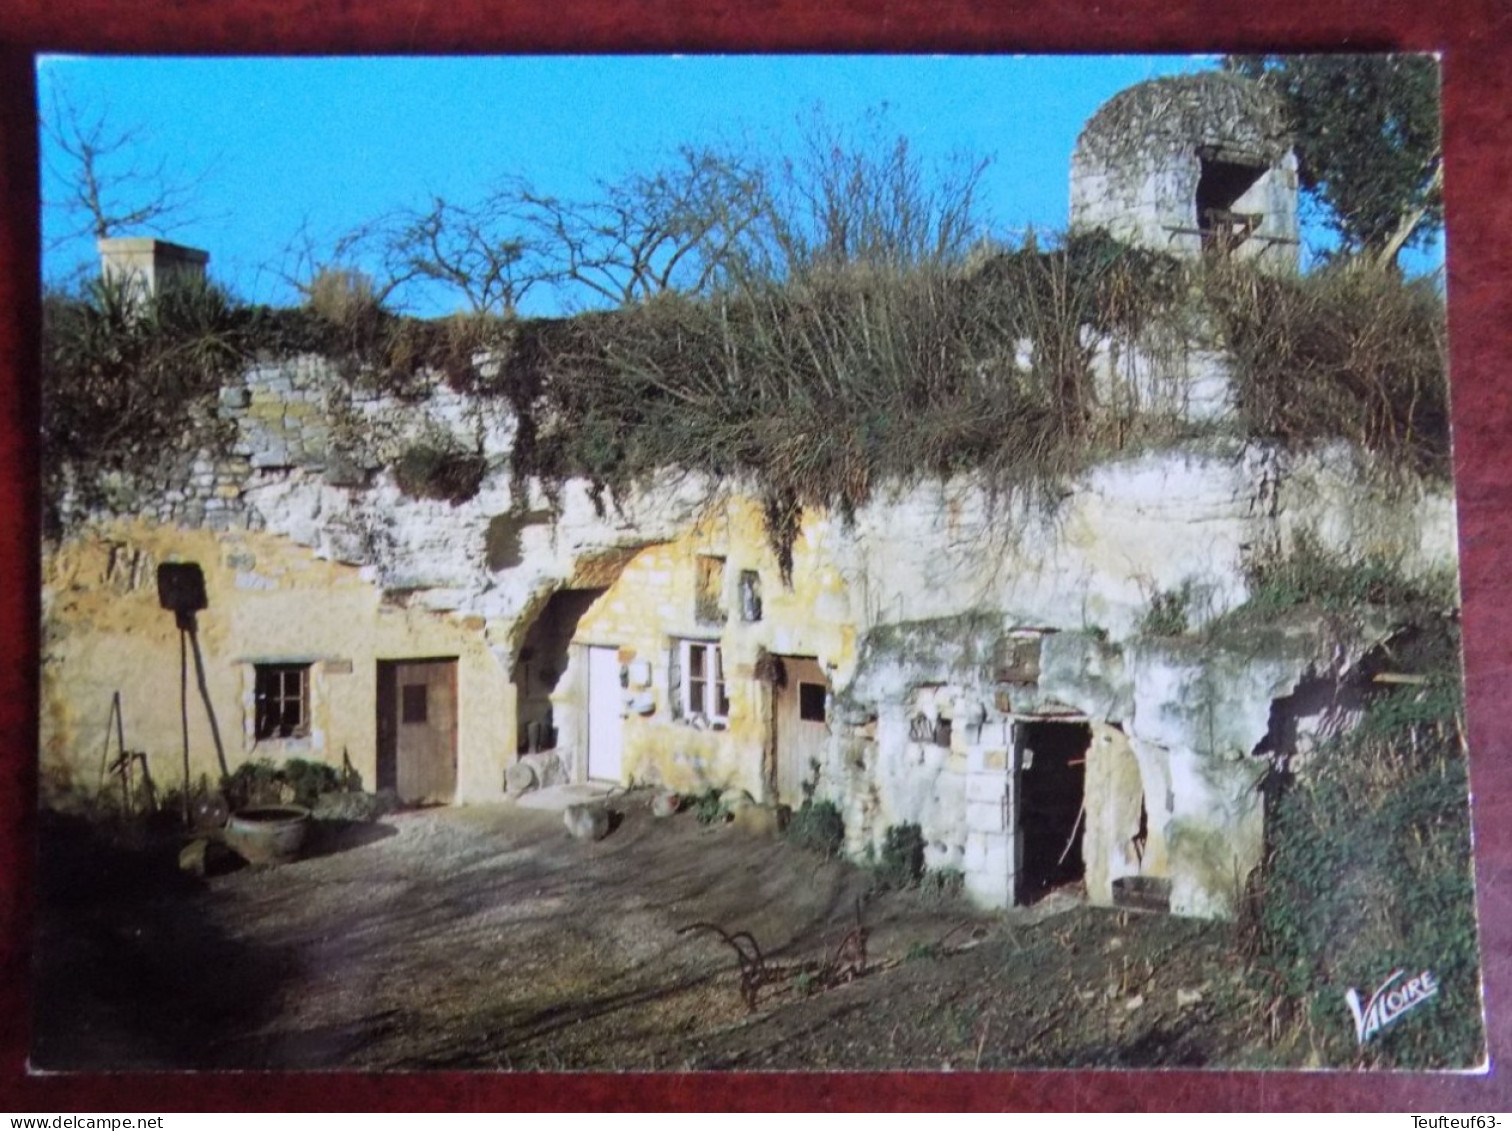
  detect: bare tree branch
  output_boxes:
[1371,157,1444,272]
[769,106,990,278]
[277,108,990,317]
[519,146,773,309]
[42,83,206,252]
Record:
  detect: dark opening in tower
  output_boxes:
[1016,719,1091,904]
[1195,151,1266,254]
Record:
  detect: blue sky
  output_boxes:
[34,54,1441,316]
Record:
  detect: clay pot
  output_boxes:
[224,805,312,866]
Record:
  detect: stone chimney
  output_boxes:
[97,237,210,303]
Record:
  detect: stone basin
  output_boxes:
[223,805,312,866]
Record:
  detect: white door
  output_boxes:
[775,656,830,807]
[586,646,624,781]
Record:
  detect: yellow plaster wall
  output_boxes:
[41,520,511,806]
[556,497,859,798]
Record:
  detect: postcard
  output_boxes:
[30,53,1482,1074]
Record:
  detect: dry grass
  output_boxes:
[45,233,1450,559]
[492,234,1203,562]
[1206,259,1449,477]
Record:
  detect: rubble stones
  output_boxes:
[564,803,611,841]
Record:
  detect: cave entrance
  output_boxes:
[511,588,606,755]
[1016,719,1091,904]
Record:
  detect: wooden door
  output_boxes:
[586,646,624,782]
[774,656,829,806]
[377,659,458,804]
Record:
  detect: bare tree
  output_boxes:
[295,109,991,317]
[513,116,985,309]
[521,145,771,308]
[765,105,990,278]
[282,181,548,316]
[42,84,204,250]
[388,191,544,314]
[309,147,771,315]
[322,181,549,315]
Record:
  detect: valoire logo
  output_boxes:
[1345,968,1438,1043]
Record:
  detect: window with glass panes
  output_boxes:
[680,640,729,722]
[254,663,310,739]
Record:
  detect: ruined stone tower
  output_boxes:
[1070,71,1300,270]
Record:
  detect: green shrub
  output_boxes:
[1249,533,1451,615]
[690,787,730,826]
[786,798,845,857]
[1246,618,1482,1068]
[1139,580,1193,637]
[1210,533,1458,639]
[41,274,245,525]
[224,758,281,809]
[920,867,965,901]
[905,941,942,962]
[224,757,341,810]
[282,759,341,808]
[873,822,926,889]
[392,439,488,504]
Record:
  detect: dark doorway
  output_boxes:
[1016,720,1090,904]
[1195,155,1265,253]
[376,658,458,804]
[512,588,606,754]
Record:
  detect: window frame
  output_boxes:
[253,662,312,741]
[798,680,828,723]
[678,638,730,724]
[694,554,728,626]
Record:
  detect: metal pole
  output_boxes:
[180,628,191,826]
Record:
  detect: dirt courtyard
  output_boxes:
[33,792,1258,1071]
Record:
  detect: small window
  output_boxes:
[401,683,429,724]
[254,663,310,740]
[738,569,763,622]
[679,639,730,722]
[798,681,827,723]
[909,713,952,747]
[695,555,727,625]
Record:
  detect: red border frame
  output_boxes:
[2,2,1510,1112]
